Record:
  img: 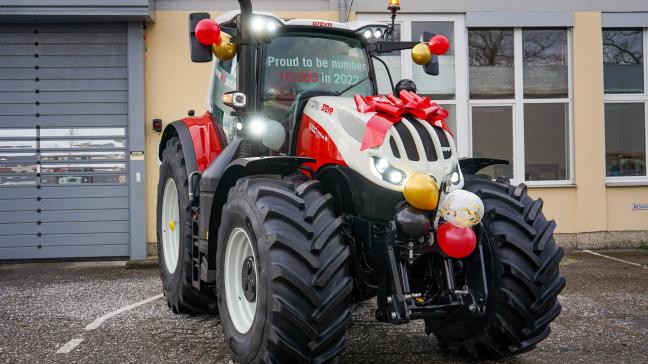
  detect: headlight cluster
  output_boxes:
[372,157,406,185]
[250,16,281,35]
[359,27,387,39]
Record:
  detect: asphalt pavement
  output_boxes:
[1,250,647,363]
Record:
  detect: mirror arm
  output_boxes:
[371,55,395,95]
[368,40,419,55]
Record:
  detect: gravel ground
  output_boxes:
[0,250,647,363]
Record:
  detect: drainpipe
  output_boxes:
[339,0,348,22]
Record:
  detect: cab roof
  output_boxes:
[215,10,387,32]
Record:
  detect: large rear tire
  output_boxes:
[216,176,352,363]
[425,176,566,359]
[156,136,215,314]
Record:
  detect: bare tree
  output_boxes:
[603,30,642,65]
[522,29,566,66]
[469,29,513,67]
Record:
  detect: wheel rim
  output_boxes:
[161,178,180,274]
[224,227,258,334]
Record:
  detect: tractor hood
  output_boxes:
[301,96,464,192]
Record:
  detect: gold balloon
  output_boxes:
[411,43,432,65]
[212,34,237,61]
[403,173,439,210]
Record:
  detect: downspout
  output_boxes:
[339,0,348,23]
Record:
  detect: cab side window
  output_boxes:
[210,57,237,141]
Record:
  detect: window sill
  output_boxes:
[606,181,648,187]
[526,183,576,189]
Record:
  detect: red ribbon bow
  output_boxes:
[354,90,453,151]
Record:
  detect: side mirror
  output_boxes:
[189,12,213,63]
[420,31,441,76]
[423,55,439,76]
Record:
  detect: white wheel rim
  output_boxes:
[161,178,180,274]
[224,227,258,334]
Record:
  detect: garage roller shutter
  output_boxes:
[0,23,130,260]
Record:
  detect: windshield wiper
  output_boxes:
[336,76,370,96]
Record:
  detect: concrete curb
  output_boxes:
[125,258,159,269]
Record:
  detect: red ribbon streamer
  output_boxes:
[355,90,453,151]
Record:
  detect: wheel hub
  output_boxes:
[223,227,258,334]
[161,178,180,274]
[242,256,256,302]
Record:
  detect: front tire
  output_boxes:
[216,176,352,363]
[426,176,566,359]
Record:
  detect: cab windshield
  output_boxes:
[262,33,373,125]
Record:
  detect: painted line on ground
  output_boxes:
[84,294,163,331]
[583,250,648,270]
[56,338,84,354]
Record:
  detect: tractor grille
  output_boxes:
[389,118,452,161]
[393,122,420,161]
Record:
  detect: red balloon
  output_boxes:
[436,223,477,259]
[195,19,221,46]
[428,35,450,55]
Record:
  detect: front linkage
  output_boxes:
[346,213,488,325]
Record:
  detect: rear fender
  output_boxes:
[158,112,226,177]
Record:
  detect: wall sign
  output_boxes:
[632,203,648,211]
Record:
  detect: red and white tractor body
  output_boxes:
[296,96,464,192]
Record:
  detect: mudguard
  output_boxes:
[199,142,314,237]
[158,112,226,178]
[159,120,198,177]
[459,158,509,175]
[195,143,314,283]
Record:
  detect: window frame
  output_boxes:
[467,27,575,186]
[603,28,648,184]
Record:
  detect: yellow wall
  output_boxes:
[144,10,648,249]
[572,12,608,233]
[606,187,648,231]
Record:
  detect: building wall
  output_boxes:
[143,4,648,252]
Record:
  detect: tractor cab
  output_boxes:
[205,11,434,155]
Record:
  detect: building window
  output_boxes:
[603,29,644,94]
[471,106,514,178]
[469,28,572,183]
[469,29,514,99]
[603,28,648,181]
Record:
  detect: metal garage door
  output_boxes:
[0,23,130,259]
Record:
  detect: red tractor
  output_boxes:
[156,1,565,362]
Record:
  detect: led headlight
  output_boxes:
[250,16,282,35]
[372,157,406,185]
[450,171,460,183]
[251,17,266,33]
[247,117,266,137]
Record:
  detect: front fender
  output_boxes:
[459,158,509,175]
[197,144,314,274]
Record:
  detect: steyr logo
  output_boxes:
[312,21,333,27]
[321,104,334,115]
